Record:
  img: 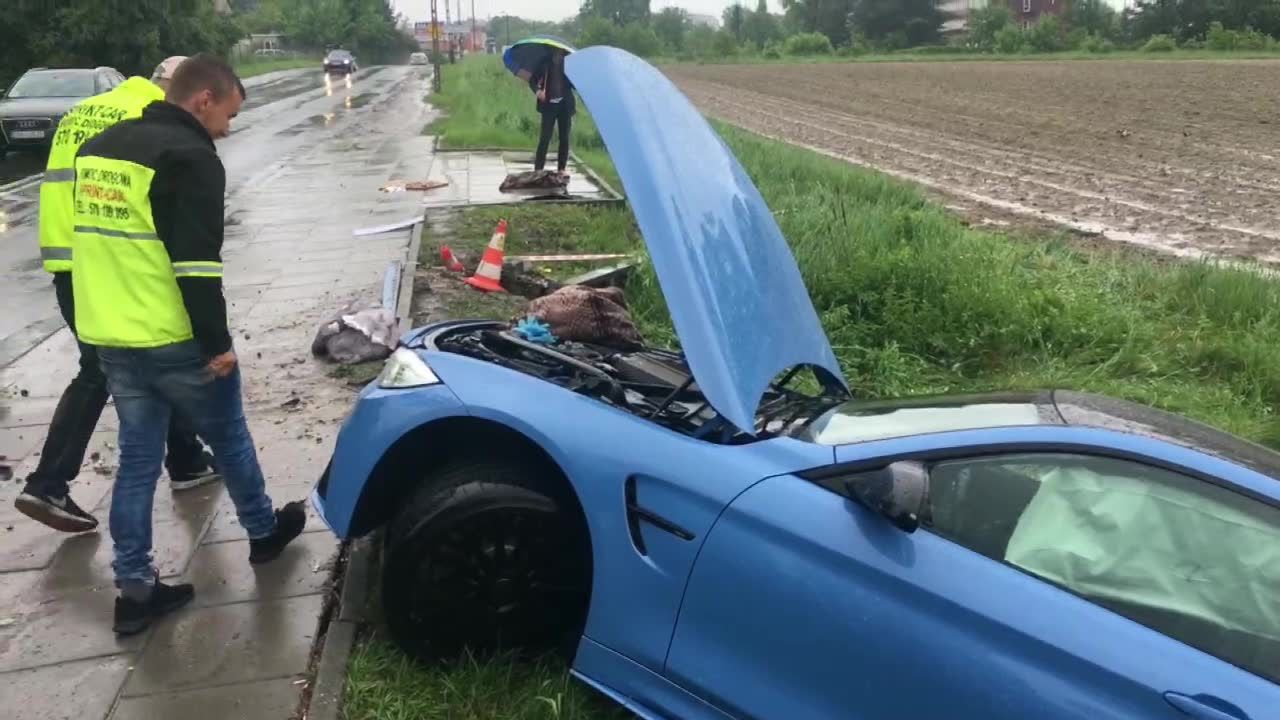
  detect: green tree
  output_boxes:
[1025,15,1065,51]
[579,0,651,26]
[1069,0,1118,38]
[967,6,1012,50]
[578,15,620,47]
[744,0,783,48]
[724,3,748,40]
[653,7,690,51]
[848,0,943,47]
[781,0,856,46]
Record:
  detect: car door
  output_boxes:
[664,446,1278,720]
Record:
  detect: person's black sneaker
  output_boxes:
[113,579,195,636]
[14,488,98,533]
[169,451,223,492]
[248,502,308,565]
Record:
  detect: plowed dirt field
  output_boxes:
[666,60,1280,264]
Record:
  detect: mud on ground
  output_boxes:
[666,60,1280,265]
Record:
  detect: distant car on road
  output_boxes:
[323,49,358,75]
[409,52,428,66]
[254,48,286,57]
[0,66,124,155]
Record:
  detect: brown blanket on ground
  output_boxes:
[500,169,569,192]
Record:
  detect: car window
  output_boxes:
[925,452,1280,683]
[7,71,96,98]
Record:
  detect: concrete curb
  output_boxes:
[302,216,421,720]
[305,537,376,720]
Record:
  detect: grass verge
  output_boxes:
[232,57,315,78]
[345,635,628,720]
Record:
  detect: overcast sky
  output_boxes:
[389,1,784,23]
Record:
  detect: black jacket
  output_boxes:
[529,60,576,116]
[77,101,232,358]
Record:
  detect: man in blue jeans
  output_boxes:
[71,55,305,634]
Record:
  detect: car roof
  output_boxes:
[1053,390,1280,479]
[802,389,1280,480]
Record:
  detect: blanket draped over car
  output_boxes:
[521,285,644,350]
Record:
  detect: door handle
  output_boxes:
[1164,692,1251,720]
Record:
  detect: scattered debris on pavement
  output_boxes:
[311,299,398,365]
[353,216,421,237]
[379,179,449,193]
[0,464,12,483]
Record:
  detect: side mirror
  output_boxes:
[844,460,928,533]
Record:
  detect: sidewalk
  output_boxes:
[0,73,436,720]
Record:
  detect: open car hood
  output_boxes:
[565,47,847,434]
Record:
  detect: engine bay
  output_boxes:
[433,324,844,445]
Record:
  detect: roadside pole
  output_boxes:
[430,0,441,92]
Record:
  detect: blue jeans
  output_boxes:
[98,341,276,584]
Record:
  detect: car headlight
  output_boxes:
[378,347,440,388]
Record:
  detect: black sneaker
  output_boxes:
[248,502,308,565]
[113,579,195,636]
[169,452,223,492]
[14,488,98,533]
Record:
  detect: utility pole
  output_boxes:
[430,0,441,92]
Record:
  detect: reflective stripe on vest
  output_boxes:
[38,79,161,273]
[71,156,195,348]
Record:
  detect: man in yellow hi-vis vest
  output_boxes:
[15,57,222,536]
[70,55,305,635]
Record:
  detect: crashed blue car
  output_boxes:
[313,47,1279,719]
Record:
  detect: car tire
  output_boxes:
[382,457,591,663]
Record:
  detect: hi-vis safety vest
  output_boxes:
[70,156,197,348]
[38,77,163,273]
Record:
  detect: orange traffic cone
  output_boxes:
[440,245,464,272]
[464,220,508,293]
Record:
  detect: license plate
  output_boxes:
[10,130,45,140]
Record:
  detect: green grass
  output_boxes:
[344,636,629,720]
[231,57,315,78]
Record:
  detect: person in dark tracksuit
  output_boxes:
[529,50,575,177]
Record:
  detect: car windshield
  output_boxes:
[798,394,1056,446]
[6,70,95,98]
[327,51,352,61]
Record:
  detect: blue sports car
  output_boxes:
[313,47,1279,719]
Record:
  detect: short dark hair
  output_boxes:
[166,54,246,104]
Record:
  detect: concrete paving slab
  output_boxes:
[0,425,42,463]
[0,510,103,574]
[0,582,142,673]
[186,533,337,608]
[204,484,327,544]
[110,677,303,720]
[123,593,323,696]
[42,515,205,591]
[0,655,133,720]
[0,395,59,429]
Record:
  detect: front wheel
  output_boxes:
[382,457,591,662]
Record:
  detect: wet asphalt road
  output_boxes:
[0,65,417,370]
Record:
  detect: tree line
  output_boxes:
[507,0,1280,59]
[1,0,413,90]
